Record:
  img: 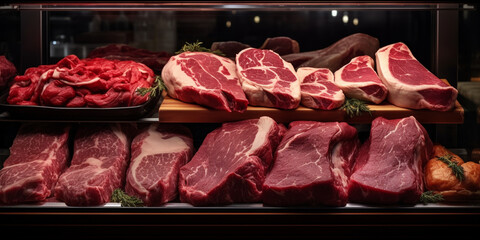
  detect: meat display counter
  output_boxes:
[0,1,479,238]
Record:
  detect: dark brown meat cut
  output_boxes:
[282,33,379,72]
[260,36,300,56]
[0,56,16,90]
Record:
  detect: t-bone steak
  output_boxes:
[263,121,359,206]
[161,51,248,112]
[0,123,70,204]
[236,48,300,109]
[297,67,345,110]
[179,116,283,206]
[334,55,388,104]
[375,42,458,111]
[54,124,130,206]
[125,124,194,206]
[348,116,433,204]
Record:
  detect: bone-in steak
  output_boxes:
[376,42,458,111]
[236,48,300,109]
[348,116,433,204]
[297,67,345,110]
[162,52,248,112]
[179,116,282,206]
[334,55,387,104]
[263,121,359,206]
[125,124,194,206]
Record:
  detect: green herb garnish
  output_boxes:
[340,98,372,118]
[420,191,444,204]
[175,40,225,56]
[437,154,465,182]
[136,75,165,98]
[111,188,144,207]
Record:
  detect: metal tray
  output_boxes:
[0,91,163,121]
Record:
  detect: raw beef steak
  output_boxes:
[282,33,379,72]
[376,42,458,111]
[0,56,16,89]
[125,124,194,206]
[334,55,387,104]
[297,67,345,110]
[0,123,70,204]
[161,52,248,112]
[263,121,359,206]
[236,48,300,109]
[54,124,130,206]
[179,116,283,206]
[348,116,433,205]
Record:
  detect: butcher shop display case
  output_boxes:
[1,1,480,238]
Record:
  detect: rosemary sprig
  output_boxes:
[437,154,465,182]
[340,98,372,118]
[111,188,144,207]
[175,40,225,56]
[136,75,165,98]
[420,191,444,204]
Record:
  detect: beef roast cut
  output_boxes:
[236,48,301,109]
[334,55,388,104]
[162,51,248,112]
[0,123,70,204]
[179,116,283,206]
[297,67,345,110]
[376,42,458,111]
[55,124,130,206]
[263,121,359,206]
[125,124,194,206]
[348,116,433,205]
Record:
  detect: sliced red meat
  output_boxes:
[348,116,433,205]
[54,124,130,206]
[297,67,345,110]
[0,123,70,204]
[263,121,359,206]
[179,116,283,206]
[334,55,388,104]
[236,48,301,109]
[376,42,458,111]
[162,52,248,112]
[125,124,194,206]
